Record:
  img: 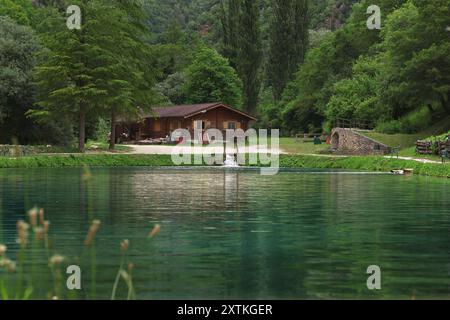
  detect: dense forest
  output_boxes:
[0,0,449,151]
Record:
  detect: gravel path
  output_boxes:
[124,145,445,164]
[383,156,443,164]
[127,144,286,155]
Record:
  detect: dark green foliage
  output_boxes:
[0,16,70,145]
[32,0,112,152]
[380,0,450,118]
[237,0,262,114]
[279,0,416,134]
[2,0,449,146]
[0,0,31,25]
[32,0,157,151]
[219,0,241,69]
[269,0,309,100]
[155,72,188,105]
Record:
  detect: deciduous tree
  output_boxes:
[184,46,242,107]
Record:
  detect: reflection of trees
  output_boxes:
[1,168,449,298]
[304,173,450,299]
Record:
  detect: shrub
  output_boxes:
[376,107,432,134]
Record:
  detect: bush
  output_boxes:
[94,118,110,143]
[376,107,432,134]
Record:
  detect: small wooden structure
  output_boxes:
[438,140,450,154]
[416,136,450,157]
[416,135,450,162]
[438,139,450,162]
[415,140,434,155]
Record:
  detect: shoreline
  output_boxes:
[0,154,448,178]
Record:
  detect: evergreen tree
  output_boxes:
[103,0,157,150]
[33,0,156,152]
[33,0,105,152]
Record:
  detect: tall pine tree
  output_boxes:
[34,0,106,152]
[33,0,156,152]
[103,0,156,150]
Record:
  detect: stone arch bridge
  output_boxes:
[331,128,392,155]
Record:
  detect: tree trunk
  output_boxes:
[109,110,116,150]
[79,110,86,153]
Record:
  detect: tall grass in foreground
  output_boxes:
[0,207,161,300]
[0,166,160,300]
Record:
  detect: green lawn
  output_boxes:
[361,132,426,149]
[278,137,331,154]
[359,121,450,161]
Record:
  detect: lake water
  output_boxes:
[0,167,449,299]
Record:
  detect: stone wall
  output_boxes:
[0,145,42,157]
[330,128,391,155]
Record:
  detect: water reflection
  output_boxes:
[0,167,449,299]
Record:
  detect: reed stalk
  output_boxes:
[1,202,160,300]
[111,239,130,300]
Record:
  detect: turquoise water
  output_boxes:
[0,167,449,299]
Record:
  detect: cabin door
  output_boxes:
[193,120,205,143]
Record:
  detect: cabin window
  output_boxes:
[227,122,237,130]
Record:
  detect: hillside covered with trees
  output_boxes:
[0,0,449,151]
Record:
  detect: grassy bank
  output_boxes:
[278,155,450,178]
[0,154,449,178]
[0,154,175,168]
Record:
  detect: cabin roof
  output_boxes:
[147,103,257,120]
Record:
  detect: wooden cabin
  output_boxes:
[116,103,257,142]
